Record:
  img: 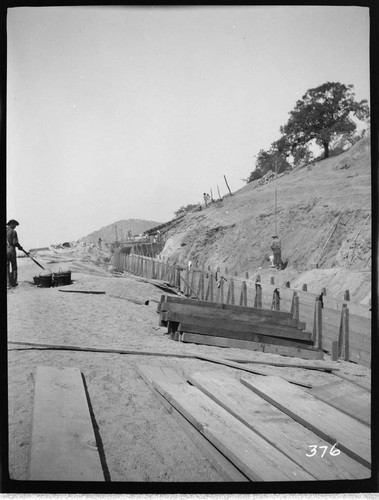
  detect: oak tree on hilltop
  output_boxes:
[280,82,369,159]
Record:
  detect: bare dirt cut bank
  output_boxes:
[160,135,371,303]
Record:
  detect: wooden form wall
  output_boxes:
[115,255,371,368]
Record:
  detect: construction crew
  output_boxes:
[7,219,24,288]
[203,193,209,208]
[270,235,282,270]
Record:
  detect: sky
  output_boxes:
[6,5,370,249]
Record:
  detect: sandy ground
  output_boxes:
[7,256,371,486]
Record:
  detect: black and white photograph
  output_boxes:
[3,2,376,494]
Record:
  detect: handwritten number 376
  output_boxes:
[306,444,340,457]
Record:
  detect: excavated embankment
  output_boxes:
[159,136,371,303]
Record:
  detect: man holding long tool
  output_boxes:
[270,235,282,270]
[7,219,24,288]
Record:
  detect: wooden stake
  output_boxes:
[344,307,349,361]
[254,285,262,309]
[271,291,280,311]
[176,265,181,289]
[290,291,297,315]
[152,259,156,279]
[200,272,205,300]
[316,299,323,350]
[205,275,214,302]
[242,281,247,307]
[344,290,350,301]
[220,279,224,304]
[185,268,189,296]
[224,174,232,196]
[215,282,220,303]
[190,269,196,298]
[337,304,347,357]
[331,341,339,362]
[293,296,299,322]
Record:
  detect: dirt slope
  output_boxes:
[159,136,371,303]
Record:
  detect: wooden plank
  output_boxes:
[164,295,296,320]
[165,294,308,330]
[181,332,323,360]
[240,375,371,469]
[28,366,104,481]
[307,380,370,426]
[223,357,333,371]
[191,354,313,388]
[152,378,314,481]
[58,289,106,294]
[8,341,194,359]
[173,315,313,347]
[109,294,149,305]
[323,296,371,318]
[136,365,249,482]
[161,301,306,330]
[175,316,313,342]
[332,371,371,392]
[188,371,369,480]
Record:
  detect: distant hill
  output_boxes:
[80,219,162,244]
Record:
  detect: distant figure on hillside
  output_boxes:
[98,238,102,249]
[203,193,211,208]
[7,219,24,289]
[270,235,282,270]
[203,193,209,208]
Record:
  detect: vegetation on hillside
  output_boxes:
[174,204,200,217]
[246,82,370,184]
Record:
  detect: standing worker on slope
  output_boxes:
[7,219,24,289]
[271,235,282,270]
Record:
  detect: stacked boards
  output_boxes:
[158,295,323,360]
[137,365,371,482]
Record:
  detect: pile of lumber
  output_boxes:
[137,365,371,481]
[158,295,323,360]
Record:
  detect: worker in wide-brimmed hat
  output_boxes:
[7,219,24,288]
[270,235,282,270]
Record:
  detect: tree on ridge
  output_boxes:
[280,82,369,159]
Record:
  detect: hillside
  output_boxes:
[80,219,162,245]
[158,135,371,303]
